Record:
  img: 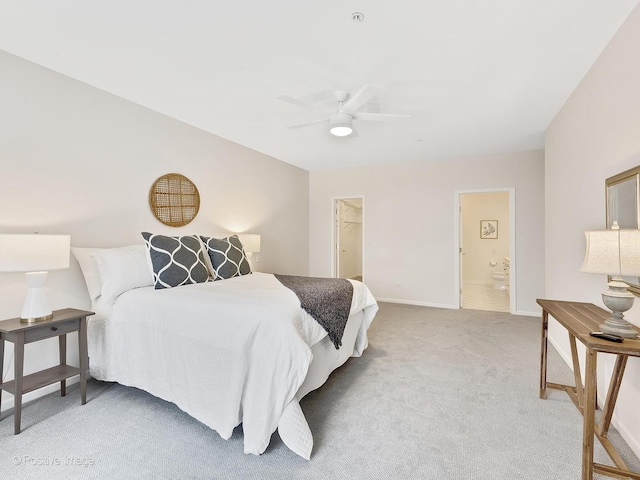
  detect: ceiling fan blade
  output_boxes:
[286,118,327,129]
[354,112,410,121]
[341,85,381,113]
[277,95,318,111]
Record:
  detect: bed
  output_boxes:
[72,241,378,459]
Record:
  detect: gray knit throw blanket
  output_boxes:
[274,274,354,349]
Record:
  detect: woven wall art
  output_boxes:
[149,173,200,227]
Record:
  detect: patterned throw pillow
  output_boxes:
[141,232,210,289]
[200,235,251,280]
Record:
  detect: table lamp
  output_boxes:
[0,234,71,323]
[237,233,261,258]
[580,222,640,338]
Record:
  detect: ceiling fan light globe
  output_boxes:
[330,125,353,136]
[329,112,353,136]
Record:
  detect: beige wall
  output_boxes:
[545,3,640,457]
[0,51,309,410]
[309,150,544,315]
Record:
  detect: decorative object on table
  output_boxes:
[580,221,640,338]
[0,234,70,322]
[149,173,200,227]
[480,220,498,239]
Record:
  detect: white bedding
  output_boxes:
[87,272,378,457]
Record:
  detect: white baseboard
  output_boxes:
[376,297,457,309]
[377,298,540,317]
[547,335,574,369]
[612,413,640,460]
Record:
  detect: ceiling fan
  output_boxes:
[279,85,410,137]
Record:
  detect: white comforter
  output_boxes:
[87,272,378,456]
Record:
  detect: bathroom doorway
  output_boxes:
[456,189,514,313]
[333,197,364,282]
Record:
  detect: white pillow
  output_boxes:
[92,245,153,303]
[71,247,104,301]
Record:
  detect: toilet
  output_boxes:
[491,258,510,290]
[491,271,507,290]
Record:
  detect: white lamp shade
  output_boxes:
[0,234,70,322]
[237,234,261,253]
[580,229,640,276]
[0,234,71,272]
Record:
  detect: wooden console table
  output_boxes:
[538,299,640,480]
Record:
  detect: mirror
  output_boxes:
[606,165,640,295]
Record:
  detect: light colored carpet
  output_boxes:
[1,302,638,479]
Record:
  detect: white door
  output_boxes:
[459,204,465,307]
[457,190,514,313]
[333,197,364,281]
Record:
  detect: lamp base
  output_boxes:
[20,313,54,324]
[20,271,53,324]
[600,280,638,339]
[599,320,638,338]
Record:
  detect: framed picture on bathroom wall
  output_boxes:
[480,220,498,239]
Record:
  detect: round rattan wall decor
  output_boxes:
[149,173,200,227]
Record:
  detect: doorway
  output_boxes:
[455,189,515,313]
[333,197,364,281]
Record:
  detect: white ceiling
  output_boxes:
[0,1,638,171]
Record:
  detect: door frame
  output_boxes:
[454,187,516,313]
[331,195,365,282]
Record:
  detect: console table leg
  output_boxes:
[569,334,584,411]
[599,355,627,438]
[59,334,67,397]
[0,338,4,411]
[540,310,548,399]
[583,349,597,480]
[14,332,24,435]
[79,318,88,405]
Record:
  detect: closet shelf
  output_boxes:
[343,220,362,232]
[342,200,362,210]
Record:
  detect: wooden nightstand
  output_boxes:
[0,308,94,434]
